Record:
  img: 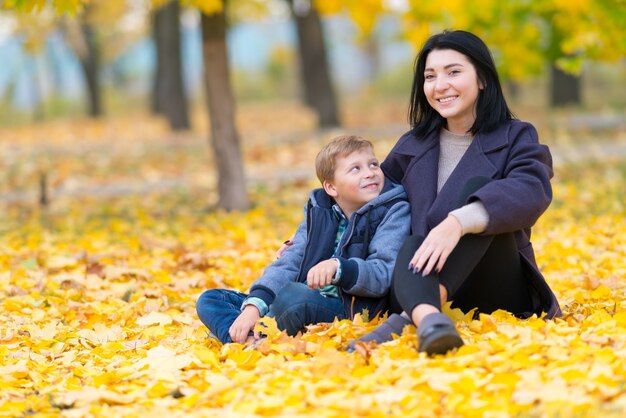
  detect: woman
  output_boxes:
[349,30,560,355]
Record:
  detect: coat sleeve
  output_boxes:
[336,200,411,297]
[247,209,308,306]
[469,122,553,235]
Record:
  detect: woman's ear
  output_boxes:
[323,180,337,197]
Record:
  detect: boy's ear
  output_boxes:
[323,180,337,197]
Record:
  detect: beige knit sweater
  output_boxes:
[438,128,489,235]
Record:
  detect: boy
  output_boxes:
[196,135,410,344]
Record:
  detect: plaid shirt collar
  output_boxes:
[332,204,348,224]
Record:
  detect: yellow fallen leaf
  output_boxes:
[192,346,220,367]
[592,285,612,299]
[136,311,173,327]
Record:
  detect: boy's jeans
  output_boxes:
[196,282,345,343]
[196,289,249,343]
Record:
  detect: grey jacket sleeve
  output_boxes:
[247,212,308,306]
[335,200,411,297]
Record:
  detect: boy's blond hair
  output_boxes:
[315,135,374,184]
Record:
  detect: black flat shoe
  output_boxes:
[417,313,464,356]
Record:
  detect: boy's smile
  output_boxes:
[323,148,384,218]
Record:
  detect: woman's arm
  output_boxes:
[469,123,553,235]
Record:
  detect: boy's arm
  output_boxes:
[244,214,308,309]
[335,201,411,297]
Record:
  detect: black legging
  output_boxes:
[392,178,534,317]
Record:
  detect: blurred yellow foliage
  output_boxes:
[314,0,384,34]
[398,0,624,78]
[1,110,625,417]
[186,0,223,15]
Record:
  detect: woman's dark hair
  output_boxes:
[409,30,514,136]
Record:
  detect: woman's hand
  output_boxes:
[229,305,261,344]
[307,259,338,290]
[409,215,463,276]
[276,236,295,259]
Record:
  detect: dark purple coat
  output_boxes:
[381,120,561,318]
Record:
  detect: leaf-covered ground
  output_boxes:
[1,107,626,417]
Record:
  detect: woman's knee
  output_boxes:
[395,235,425,266]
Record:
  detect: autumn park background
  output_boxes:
[1,0,625,416]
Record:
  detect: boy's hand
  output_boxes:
[229,305,261,344]
[307,259,338,290]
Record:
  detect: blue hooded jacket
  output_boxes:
[247,180,410,318]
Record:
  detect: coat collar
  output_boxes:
[397,125,510,232]
[395,124,510,157]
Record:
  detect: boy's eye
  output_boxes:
[350,166,360,172]
[370,162,379,168]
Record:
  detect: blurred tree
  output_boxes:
[152,0,190,130]
[287,0,340,128]
[7,0,248,210]
[397,0,626,107]
[199,0,248,211]
[5,0,149,118]
[71,4,102,117]
[315,0,625,108]
[9,13,55,121]
[550,65,580,107]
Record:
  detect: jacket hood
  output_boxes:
[308,178,407,214]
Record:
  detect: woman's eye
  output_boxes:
[424,74,435,80]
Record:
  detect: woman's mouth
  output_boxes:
[437,96,458,103]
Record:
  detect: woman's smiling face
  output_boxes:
[423,48,483,134]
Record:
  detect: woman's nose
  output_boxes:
[435,77,449,91]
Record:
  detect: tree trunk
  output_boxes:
[152,0,190,130]
[550,64,581,107]
[78,21,102,117]
[505,80,520,103]
[31,55,45,122]
[201,7,249,211]
[288,0,340,128]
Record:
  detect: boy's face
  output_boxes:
[323,147,384,216]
